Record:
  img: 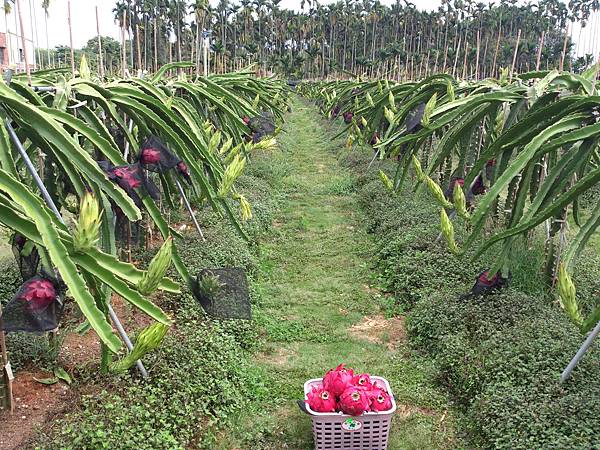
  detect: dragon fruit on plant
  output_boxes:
[368,383,393,412]
[20,278,56,310]
[339,386,371,416]
[306,385,337,413]
[323,364,354,396]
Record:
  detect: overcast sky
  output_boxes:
[29,0,596,57]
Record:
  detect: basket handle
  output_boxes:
[297,399,312,415]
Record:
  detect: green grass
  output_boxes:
[215,98,458,449]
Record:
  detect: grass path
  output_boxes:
[217,98,457,449]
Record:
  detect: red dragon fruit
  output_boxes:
[343,111,354,124]
[369,383,393,412]
[351,373,373,391]
[323,364,354,396]
[20,278,56,310]
[339,387,371,416]
[140,147,161,164]
[306,385,337,413]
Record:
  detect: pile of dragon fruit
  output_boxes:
[306,364,393,416]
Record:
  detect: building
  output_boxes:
[0,1,37,73]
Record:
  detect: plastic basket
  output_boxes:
[302,376,396,450]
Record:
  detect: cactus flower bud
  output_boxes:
[138,237,173,296]
[388,91,396,111]
[422,93,437,127]
[252,93,260,110]
[453,183,470,220]
[366,92,374,107]
[73,192,102,253]
[219,137,233,155]
[379,170,394,193]
[446,81,455,102]
[411,155,425,182]
[218,155,246,198]
[208,130,222,154]
[110,323,169,373]
[235,194,252,221]
[346,134,354,149]
[384,106,395,125]
[440,208,459,255]
[426,177,454,209]
[557,263,583,327]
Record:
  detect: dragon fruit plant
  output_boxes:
[306,364,393,416]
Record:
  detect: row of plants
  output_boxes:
[347,155,600,448]
[28,149,284,449]
[299,68,600,331]
[0,62,287,374]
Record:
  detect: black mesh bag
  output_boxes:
[1,273,65,333]
[138,136,181,172]
[192,268,251,320]
[248,112,276,143]
[11,233,40,281]
[137,136,192,184]
[405,102,426,133]
[98,161,160,208]
[461,269,510,299]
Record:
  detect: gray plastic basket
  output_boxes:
[303,376,396,450]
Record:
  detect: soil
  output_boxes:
[348,314,407,349]
[0,294,154,449]
[0,370,73,450]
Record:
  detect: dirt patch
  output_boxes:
[395,402,439,419]
[0,370,73,450]
[348,315,406,349]
[256,344,297,366]
[59,329,101,371]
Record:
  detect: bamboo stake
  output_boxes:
[15,0,31,84]
[0,301,14,414]
[536,31,545,71]
[121,10,127,77]
[96,6,105,79]
[153,16,158,73]
[452,35,461,78]
[492,25,502,78]
[560,24,569,71]
[510,29,521,81]
[67,1,75,77]
[136,23,142,71]
[474,30,480,80]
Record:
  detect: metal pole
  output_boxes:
[560,320,600,383]
[3,117,148,378]
[175,178,206,241]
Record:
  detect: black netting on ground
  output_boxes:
[1,274,65,333]
[462,269,510,299]
[98,161,160,208]
[248,112,276,143]
[11,233,40,281]
[192,268,251,320]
